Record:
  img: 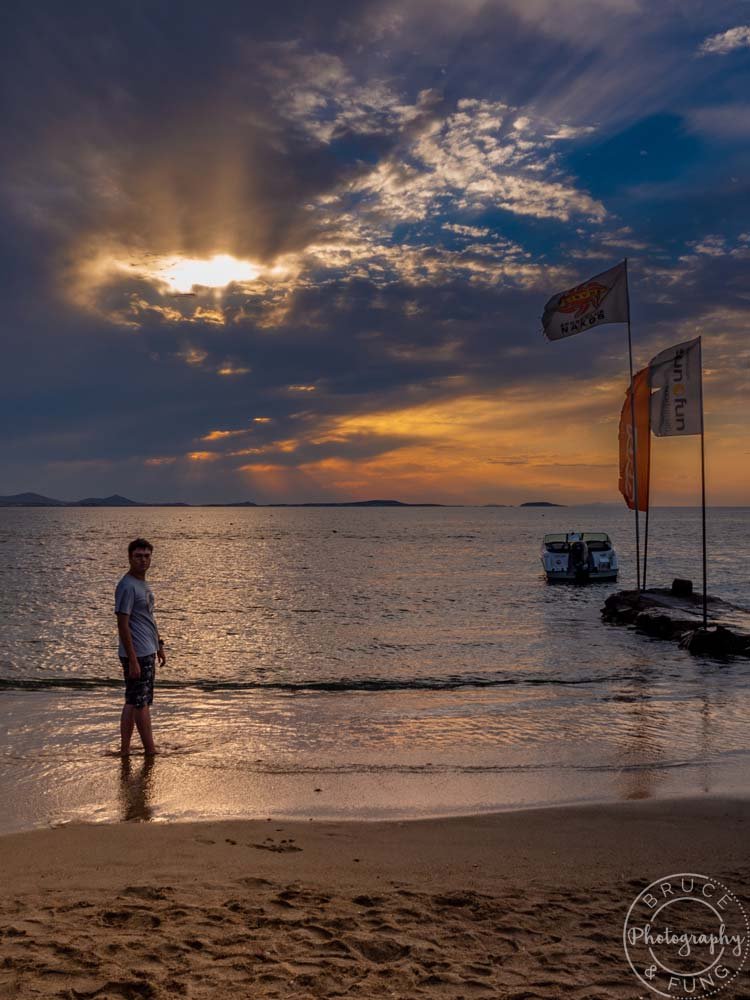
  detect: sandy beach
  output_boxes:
[1,796,748,999]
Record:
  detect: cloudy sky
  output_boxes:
[2,0,749,504]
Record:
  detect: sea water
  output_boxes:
[1,505,748,831]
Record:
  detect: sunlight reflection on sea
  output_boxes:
[0,505,748,830]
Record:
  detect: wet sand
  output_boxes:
[1,796,749,998]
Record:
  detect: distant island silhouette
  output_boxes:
[520,501,565,507]
[0,492,567,509]
[0,492,445,509]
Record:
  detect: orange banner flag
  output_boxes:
[618,366,651,512]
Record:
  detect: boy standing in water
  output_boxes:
[115,538,166,756]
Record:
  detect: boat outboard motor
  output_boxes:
[568,539,590,580]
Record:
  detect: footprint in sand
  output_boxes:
[120,885,169,901]
[69,980,157,999]
[296,924,334,942]
[251,839,302,853]
[346,936,410,963]
[352,894,384,907]
[433,891,479,908]
[276,887,302,900]
[235,875,274,890]
[268,897,296,911]
[100,909,161,929]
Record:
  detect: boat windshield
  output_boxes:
[543,533,569,552]
[543,532,612,552]
[581,533,611,551]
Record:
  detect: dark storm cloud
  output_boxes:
[3,1,446,293]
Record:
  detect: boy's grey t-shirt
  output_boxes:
[115,574,159,658]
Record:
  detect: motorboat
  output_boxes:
[541,532,618,583]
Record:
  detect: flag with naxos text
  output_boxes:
[542,261,629,341]
[649,337,702,437]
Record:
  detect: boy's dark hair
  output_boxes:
[128,538,154,556]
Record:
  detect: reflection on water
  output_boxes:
[0,505,748,830]
[119,756,156,822]
[2,505,749,689]
[612,656,664,802]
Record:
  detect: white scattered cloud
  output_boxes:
[443,223,492,238]
[689,235,727,257]
[699,25,750,56]
[250,41,427,143]
[675,234,750,269]
[344,98,605,224]
[256,53,603,225]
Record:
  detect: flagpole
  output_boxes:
[642,454,651,591]
[698,336,707,629]
[642,371,652,591]
[624,258,642,599]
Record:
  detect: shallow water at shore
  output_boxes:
[1,505,749,831]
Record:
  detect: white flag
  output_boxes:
[649,337,702,437]
[542,261,629,341]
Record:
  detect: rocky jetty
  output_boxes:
[602,581,750,658]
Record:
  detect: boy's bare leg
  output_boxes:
[133,706,157,755]
[120,704,135,755]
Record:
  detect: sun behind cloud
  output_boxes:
[67,248,267,326]
[153,254,261,292]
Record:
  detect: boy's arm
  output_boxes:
[117,613,141,679]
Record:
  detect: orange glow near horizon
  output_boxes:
[232,380,750,505]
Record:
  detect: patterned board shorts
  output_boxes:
[120,654,156,708]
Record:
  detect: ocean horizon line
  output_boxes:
[1,492,748,510]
